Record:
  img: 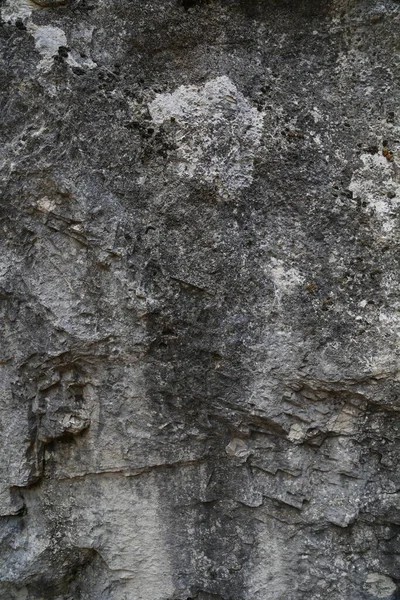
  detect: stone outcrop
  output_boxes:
[0,0,399,598]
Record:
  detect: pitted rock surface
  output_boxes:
[0,0,400,599]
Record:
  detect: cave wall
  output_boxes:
[0,0,400,598]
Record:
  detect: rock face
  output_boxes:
[0,0,400,598]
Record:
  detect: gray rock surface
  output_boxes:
[0,0,400,598]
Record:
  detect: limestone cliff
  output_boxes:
[0,0,399,598]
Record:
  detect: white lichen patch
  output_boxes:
[349,153,400,234]
[28,24,67,71]
[0,0,32,24]
[37,196,57,212]
[268,258,304,305]
[269,258,304,294]
[148,76,263,197]
[1,0,96,72]
[66,49,97,70]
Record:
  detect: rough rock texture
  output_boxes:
[1,0,400,598]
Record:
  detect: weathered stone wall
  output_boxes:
[0,0,399,598]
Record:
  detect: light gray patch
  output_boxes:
[149,76,263,197]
